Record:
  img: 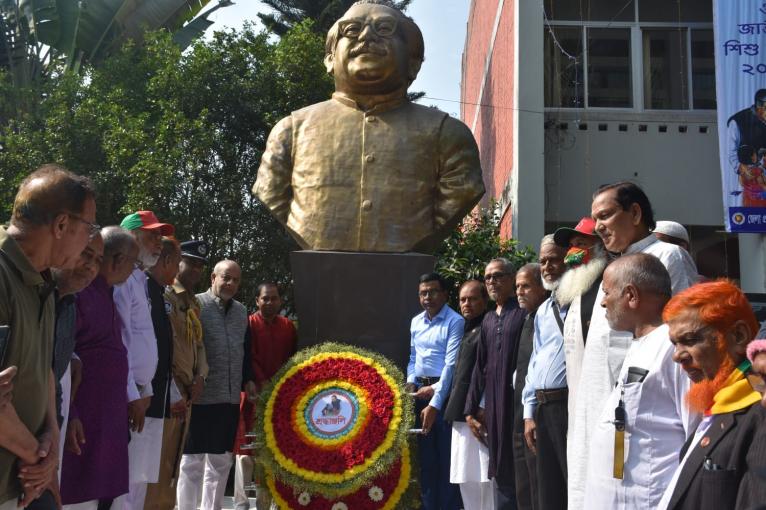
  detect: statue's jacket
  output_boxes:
[254,93,485,253]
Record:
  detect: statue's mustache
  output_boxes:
[349,43,387,57]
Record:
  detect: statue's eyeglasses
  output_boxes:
[339,16,398,39]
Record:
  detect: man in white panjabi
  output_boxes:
[443,280,493,510]
[582,254,699,509]
[567,182,698,510]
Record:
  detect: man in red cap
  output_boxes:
[552,217,609,432]
[113,211,175,510]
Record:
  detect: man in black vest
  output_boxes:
[444,280,489,510]
[727,89,766,205]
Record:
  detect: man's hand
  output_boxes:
[18,432,58,506]
[190,375,204,403]
[524,418,537,454]
[128,396,151,433]
[0,366,17,409]
[420,405,438,434]
[404,383,416,394]
[245,381,258,403]
[170,399,188,421]
[466,412,488,446]
[65,418,86,455]
[413,385,435,401]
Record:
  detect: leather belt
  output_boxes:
[416,376,440,386]
[535,388,568,405]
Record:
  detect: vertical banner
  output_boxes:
[715,1,766,232]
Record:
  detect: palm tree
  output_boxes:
[258,0,412,36]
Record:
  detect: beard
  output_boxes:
[543,279,560,292]
[686,339,736,414]
[138,249,159,269]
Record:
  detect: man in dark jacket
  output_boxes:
[444,280,489,510]
[658,280,766,510]
[511,264,547,510]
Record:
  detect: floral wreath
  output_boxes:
[256,342,415,498]
[267,442,417,510]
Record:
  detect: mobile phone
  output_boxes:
[625,366,649,384]
[0,325,9,367]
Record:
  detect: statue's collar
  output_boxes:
[332,91,408,115]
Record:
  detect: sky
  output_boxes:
[201,0,471,117]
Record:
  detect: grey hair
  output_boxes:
[488,257,515,274]
[540,234,556,251]
[101,226,136,259]
[608,253,671,300]
[517,262,542,285]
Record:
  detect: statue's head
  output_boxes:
[325,0,424,96]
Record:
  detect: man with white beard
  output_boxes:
[552,218,608,431]
[112,211,175,510]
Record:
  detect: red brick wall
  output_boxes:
[462,1,516,238]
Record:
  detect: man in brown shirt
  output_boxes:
[0,164,97,509]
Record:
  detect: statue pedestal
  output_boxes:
[290,251,436,371]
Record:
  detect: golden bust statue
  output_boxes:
[253,0,485,253]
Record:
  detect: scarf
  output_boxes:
[706,360,762,416]
[565,246,590,267]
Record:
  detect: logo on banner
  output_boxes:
[305,389,358,439]
[732,211,747,225]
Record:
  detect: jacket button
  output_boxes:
[362,200,372,211]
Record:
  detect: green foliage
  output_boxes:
[0,21,334,309]
[258,0,413,36]
[435,203,537,304]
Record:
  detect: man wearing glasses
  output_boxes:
[406,273,464,510]
[254,0,484,254]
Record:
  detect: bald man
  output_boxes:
[177,260,256,510]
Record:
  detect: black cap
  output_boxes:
[180,240,209,263]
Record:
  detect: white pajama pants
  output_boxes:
[111,417,164,510]
[58,364,72,483]
[234,455,275,510]
[62,501,98,510]
[177,452,234,510]
[459,480,496,510]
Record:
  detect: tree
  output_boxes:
[258,0,413,36]
[0,21,334,309]
[435,203,537,306]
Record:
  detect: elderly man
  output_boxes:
[0,164,96,510]
[112,211,174,510]
[177,260,256,510]
[406,273,464,510]
[60,227,139,509]
[511,264,547,510]
[465,258,527,509]
[748,339,766,407]
[568,182,699,510]
[144,238,185,510]
[657,281,766,510]
[233,283,297,510]
[444,280,490,510]
[521,237,569,510]
[255,0,484,253]
[583,254,698,508]
[553,217,608,424]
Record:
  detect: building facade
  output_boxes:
[461,0,760,286]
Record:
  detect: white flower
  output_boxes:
[297,492,311,506]
[331,503,348,510]
[368,486,384,502]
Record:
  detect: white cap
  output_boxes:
[654,221,689,243]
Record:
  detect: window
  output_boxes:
[543,0,715,110]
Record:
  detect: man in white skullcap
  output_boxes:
[653,221,689,252]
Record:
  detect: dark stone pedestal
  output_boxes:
[291,251,435,371]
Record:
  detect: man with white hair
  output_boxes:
[177,260,256,510]
[653,221,690,252]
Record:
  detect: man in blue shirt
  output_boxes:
[407,273,464,510]
[521,235,568,510]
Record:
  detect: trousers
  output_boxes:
[176,452,233,510]
[535,399,568,510]
[416,400,462,510]
[512,428,538,510]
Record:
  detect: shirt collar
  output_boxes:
[465,311,485,331]
[423,303,450,323]
[332,91,408,115]
[171,279,189,295]
[624,234,658,255]
[0,226,47,287]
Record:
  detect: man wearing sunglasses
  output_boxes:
[254,0,484,254]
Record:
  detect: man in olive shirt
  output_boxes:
[0,164,97,509]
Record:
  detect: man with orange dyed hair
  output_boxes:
[657,281,766,510]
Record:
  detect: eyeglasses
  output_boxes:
[338,16,398,39]
[484,272,509,282]
[69,214,101,239]
[418,289,443,298]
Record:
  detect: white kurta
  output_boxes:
[582,325,699,509]
[567,236,698,510]
[449,422,491,484]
